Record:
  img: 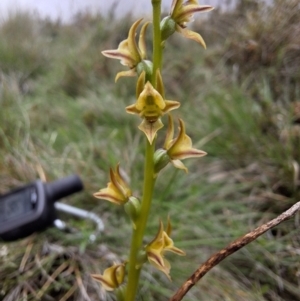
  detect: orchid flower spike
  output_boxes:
[102,19,151,81]
[94,164,132,205]
[164,114,207,172]
[145,218,185,279]
[161,0,214,48]
[91,263,126,291]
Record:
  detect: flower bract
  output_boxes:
[91,263,125,291]
[164,115,207,172]
[94,164,131,205]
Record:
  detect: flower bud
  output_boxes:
[136,60,153,82]
[135,249,148,269]
[124,196,141,229]
[154,148,170,175]
[115,285,126,301]
[160,16,176,41]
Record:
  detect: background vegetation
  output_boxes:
[0,0,299,300]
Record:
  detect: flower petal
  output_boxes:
[147,220,165,250]
[163,100,180,114]
[114,264,126,286]
[102,44,136,68]
[147,249,165,269]
[156,69,165,98]
[147,251,171,279]
[187,0,199,4]
[128,18,144,63]
[91,263,125,291]
[138,21,150,60]
[136,71,146,99]
[115,69,136,82]
[171,159,188,173]
[176,25,206,48]
[172,147,207,160]
[163,232,186,255]
[114,164,131,198]
[138,119,164,145]
[176,5,214,25]
[164,114,175,150]
[94,182,125,205]
[166,215,172,236]
[126,103,141,115]
[170,0,184,16]
[91,273,116,291]
[136,82,166,111]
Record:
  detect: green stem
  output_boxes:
[124,1,162,300]
[152,0,162,86]
[125,140,156,301]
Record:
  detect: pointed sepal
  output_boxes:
[138,118,164,145]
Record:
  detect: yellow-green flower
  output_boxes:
[102,19,150,81]
[145,219,185,279]
[126,71,180,144]
[162,0,214,48]
[94,164,131,205]
[164,115,207,172]
[91,263,126,291]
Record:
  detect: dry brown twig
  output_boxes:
[169,201,300,301]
